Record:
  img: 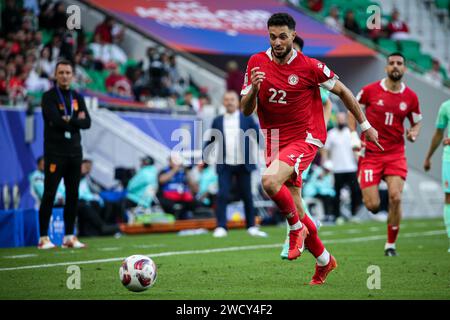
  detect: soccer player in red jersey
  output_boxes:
[241,13,382,284]
[349,52,422,257]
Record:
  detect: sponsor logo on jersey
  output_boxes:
[399,101,407,111]
[376,99,384,106]
[288,74,299,85]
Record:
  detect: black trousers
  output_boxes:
[77,200,120,237]
[39,154,82,236]
[158,196,201,220]
[216,165,255,229]
[333,172,362,217]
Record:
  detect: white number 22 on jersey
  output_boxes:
[269,88,287,104]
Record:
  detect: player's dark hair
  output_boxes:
[36,156,44,165]
[387,52,406,62]
[267,13,296,30]
[55,59,74,72]
[294,36,304,50]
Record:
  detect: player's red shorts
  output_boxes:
[357,151,408,189]
[266,140,318,188]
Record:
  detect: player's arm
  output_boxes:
[330,80,383,151]
[241,67,265,116]
[423,128,444,171]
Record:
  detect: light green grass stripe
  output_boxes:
[0,230,444,272]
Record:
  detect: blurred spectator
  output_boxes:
[77,159,121,237]
[225,60,244,96]
[322,112,361,221]
[94,16,114,44]
[179,90,201,112]
[52,1,69,32]
[24,0,40,16]
[24,62,52,92]
[105,62,133,98]
[126,156,158,209]
[72,52,92,90]
[167,54,187,96]
[199,93,212,109]
[157,153,200,219]
[88,33,127,68]
[195,163,218,207]
[38,2,54,30]
[79,48,98,70]
[424,59,444,86]
[306,0,324,12]
[387,9,410,40]
[59,31,76,63]
[1,0,23,35]
[36,47,55,78]
[303,162,336,220]
[94,16,124,45]
[47,34,62,62]
[343,10,361,35]
[29,156,65,209]
[0,68,7,97]
[324,6,343,33]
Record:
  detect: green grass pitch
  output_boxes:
[0,218,449,300]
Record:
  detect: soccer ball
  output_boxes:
[119,255,157,292]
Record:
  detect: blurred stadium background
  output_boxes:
[1,0,450,247]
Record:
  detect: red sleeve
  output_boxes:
[407,92,422,125]
[241,55,257,96]
[307,57,339,90]
[356,85,369,107]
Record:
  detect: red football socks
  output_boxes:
[301,214,325,258]
[387,224,400,244]
[270,185,300,226]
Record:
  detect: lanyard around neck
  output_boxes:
[55,86,73,117]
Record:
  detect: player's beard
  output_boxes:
[388,70,403,82]
[272,44,292,60]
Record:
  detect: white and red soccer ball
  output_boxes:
[119,255,157,292]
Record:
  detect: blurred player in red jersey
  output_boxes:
[349,52,422,257]
[240,13,382,285]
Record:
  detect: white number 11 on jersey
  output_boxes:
[385,112,394,126]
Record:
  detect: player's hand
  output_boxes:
[62,115,70,122]
[250,67,265,92]
[364,127,384,151]
[78,111,86,120]
[350,131,362,151]
[406,128,418,142]
[443,138,450,146]
[423,158,431,171]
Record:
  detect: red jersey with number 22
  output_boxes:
[241,48,338,150]
[356,78,422,155]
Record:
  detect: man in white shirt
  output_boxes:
[322,112,362,221]
[204,91,267,238]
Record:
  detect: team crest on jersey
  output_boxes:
[376,99,384,106]
[399,102,407,111]
[288,74,299,85]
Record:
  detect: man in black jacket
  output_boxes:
[38,60,91,249]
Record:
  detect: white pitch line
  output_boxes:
[2,254,38,259]
[0,230,444,272]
